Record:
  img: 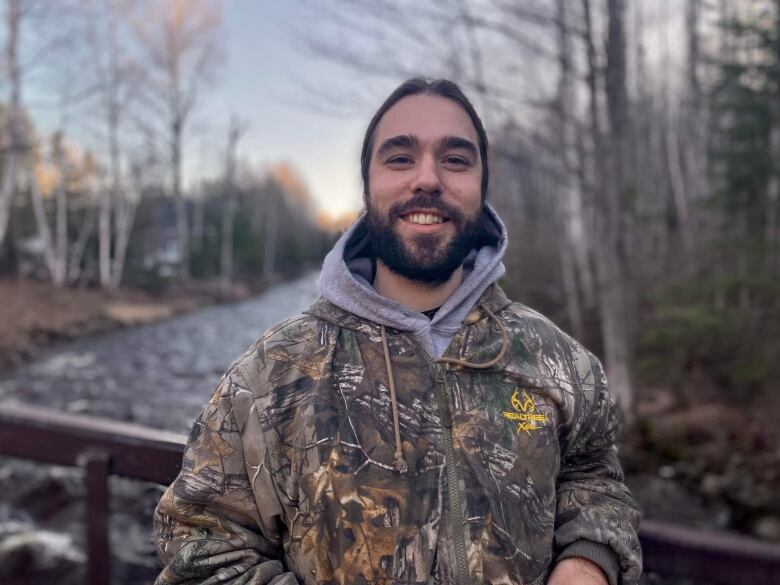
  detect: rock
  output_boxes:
[645,404,746,447]
[700,473,725,497]
[636,387,677,417]
[625,474,720,528]
[753,516,780,540]
[10,469,82,522]
[0,529,85,584]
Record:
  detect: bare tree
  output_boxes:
[68,156,97,284]
[684,0,708,240]
[580,0,635,417]
[83,0,146,288]
[262,187,279,282]
[220,114,247,291]
[0,0,24,248]
[29,135,71,287]
[554,0,597,340]
[132,0,221,280]
[766,1,780,274]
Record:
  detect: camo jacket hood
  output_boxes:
[155,284,642,585]
[317,204,507,357]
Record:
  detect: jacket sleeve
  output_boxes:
[553,355,643,585]
[154,368,295,585]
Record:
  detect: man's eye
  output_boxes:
[387,155,413,165]
[444,156,469,167]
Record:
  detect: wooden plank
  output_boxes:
[640,518,780,584]
[0,400,187,484]
[80,451,111,585]
[3,400,780,584]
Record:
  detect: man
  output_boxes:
[154,78,642,585]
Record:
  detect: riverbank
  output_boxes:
[0,278,253,372]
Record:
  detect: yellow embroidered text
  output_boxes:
[502,389,548,434]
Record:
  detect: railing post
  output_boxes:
[80,450,112,585]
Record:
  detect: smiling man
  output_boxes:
[154,78,642,585]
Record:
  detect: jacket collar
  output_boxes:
[304,282,512,335]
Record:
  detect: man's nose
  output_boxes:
[411,155,442,194]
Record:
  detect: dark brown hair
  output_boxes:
[360,78,489,200]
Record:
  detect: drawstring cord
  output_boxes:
[435,303,509,369]
[379,304,509,475]
[380,324,408,474]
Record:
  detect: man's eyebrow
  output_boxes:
[376,134,418,157]
[439,135,478,159]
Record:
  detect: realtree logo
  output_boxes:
[502,389,549,434]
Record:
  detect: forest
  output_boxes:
[0,0,330,295]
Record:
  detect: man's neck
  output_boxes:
[373,260,463,312]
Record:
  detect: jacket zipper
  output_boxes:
[433,363,470,585]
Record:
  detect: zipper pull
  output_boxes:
[434,367,453,428]
[440,399,453,428]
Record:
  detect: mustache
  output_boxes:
[389,195,463,222]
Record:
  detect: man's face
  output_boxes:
[365,94,484,285]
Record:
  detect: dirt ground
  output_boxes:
[0,278,251,372]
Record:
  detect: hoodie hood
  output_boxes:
[316,204,508,357]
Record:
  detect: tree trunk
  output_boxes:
[53,136,68,286]
[682,0,706,271]
[263,196,278,282]
[69,208,95,283]
[582,0,635,417]
[0,0,22,248]
[766,4,780,274]
[172,118,190,280]
[664,102,696,265]
[30,170,66,287]
[101,103,121,288]
[555,0,587,339]
[192,196,204,253]
[110,186,136,289]
[220,191,235,289]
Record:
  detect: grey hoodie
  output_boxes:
[317,204,508,357]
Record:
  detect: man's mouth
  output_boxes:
[401,212,448,225]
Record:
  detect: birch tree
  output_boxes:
[29,134,71,286]
[84,0,145,288]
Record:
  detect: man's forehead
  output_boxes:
[373,94,479,148]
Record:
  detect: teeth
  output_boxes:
[407,213,443,225]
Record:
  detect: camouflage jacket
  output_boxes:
[154,284,642,585]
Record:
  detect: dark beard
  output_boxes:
[365,194,484,286]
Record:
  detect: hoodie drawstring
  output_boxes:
[380,324,408,474]
[435,303,509,369]
[379,305,509,475]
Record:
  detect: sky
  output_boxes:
[198,0,686,221]
[194,1,374,219]
[18,0,687,222]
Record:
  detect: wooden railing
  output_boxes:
[0,401,186,584]
[1,400,779,585]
